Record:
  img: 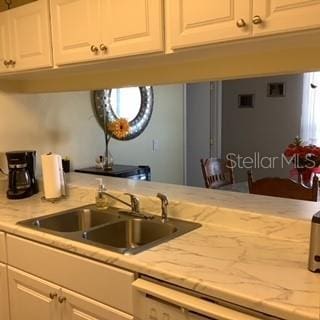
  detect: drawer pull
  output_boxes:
[49,292,57,300]
[58,296,66,303]
[252,15,263,25]
[236,19,247,28]
[90,45,99,54]
[99,44,108,52]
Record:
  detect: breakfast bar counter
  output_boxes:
[0,173,319,320]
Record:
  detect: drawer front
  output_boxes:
[0,232,6,263]
[7,235,134,314]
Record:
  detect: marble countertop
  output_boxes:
[0,173,319,320]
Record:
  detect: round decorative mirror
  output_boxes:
[92,86,154,140]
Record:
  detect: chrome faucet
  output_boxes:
[99,191,140,213]
[157,193,169,223]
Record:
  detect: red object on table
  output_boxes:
[290,167,320,185]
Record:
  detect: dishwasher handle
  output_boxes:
[132,279,260,320]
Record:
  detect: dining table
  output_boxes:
[219,181,249,193]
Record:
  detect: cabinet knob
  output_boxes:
[3,60,10,67]
[9,60,16,67]
[58,296,66,303]
[90,45,99,54]
[99,44,108,53]
[49,292,57,300]
[236,19,247,28]
[252,15,263,25]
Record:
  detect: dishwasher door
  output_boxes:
[132,279,262,320]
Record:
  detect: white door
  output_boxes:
[50,0,101,65]
[0,12,11,73]
[61,288,133,320]
[0,263,9,320]
[167,0,251,50]
[253,0,320,36]
[8,266,60,320]
[101,0,163,58]
[9,0,52,71]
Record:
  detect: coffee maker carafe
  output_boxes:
[6,151,39,199]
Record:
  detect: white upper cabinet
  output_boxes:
[101,0,163,58]
[50,0,164,66]
[166,0,320,50]
[0,0,52,74]
[9,0,53,71]
[167,0,251,49]
[252,0,320,36]
[50,0,100,65]
[0,12,11,73]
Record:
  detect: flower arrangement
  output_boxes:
[285,137,320,185]
[284,137,320,169]
[107,118,130,140]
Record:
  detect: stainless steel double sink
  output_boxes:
[18,205,201,254]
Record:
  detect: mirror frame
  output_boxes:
[92,86,154,140]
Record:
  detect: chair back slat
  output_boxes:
[248,171,319,201]
[201,158,234,189]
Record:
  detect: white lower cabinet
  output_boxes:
[0,263,9,320]
[61,288,133,320]
[8,267,59,320]
[8,266,133,320]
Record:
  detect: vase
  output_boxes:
[103,134,113,170]
[297,168,313,186]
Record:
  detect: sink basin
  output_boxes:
[83,218,177,250]
[21,206,122,233]
[18,204,201,254]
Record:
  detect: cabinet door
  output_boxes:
[9,0,53,71]
[0,12,11,73]
[0,263,9,320]
[61,288,133,320]
[50,0,101,65]
[101,0,163,58]
[167,0,251,50]
[253,0,320,36]
[8,266,60,320]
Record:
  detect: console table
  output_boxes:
[75,165,151,181]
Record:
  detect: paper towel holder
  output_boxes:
[41,152,67,202]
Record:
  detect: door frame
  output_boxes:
[183,81,222,185]
[210,81,222,158]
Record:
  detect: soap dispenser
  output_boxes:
[96,178,108,209]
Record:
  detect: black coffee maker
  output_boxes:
[6,151,39,199]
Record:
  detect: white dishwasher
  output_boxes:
[132,278,282,320]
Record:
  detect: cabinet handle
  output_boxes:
[252,15,263,25]
[90,45,99,54]
[49,293,57,300]
[99,44,108,53]
[3,60,10,67]
[10,60,16,67]
[58,296,66,303]
[236,19,247,28]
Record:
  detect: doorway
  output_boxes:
[185,82,222,187]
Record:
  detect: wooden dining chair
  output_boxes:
[200,158,234,189]
[247,171,319,201]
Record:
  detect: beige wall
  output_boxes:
[0,84,185,184]
[222,74,304,182]
[109,84,185,185]
[0,90,104,173]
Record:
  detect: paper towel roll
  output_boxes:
[41,153,63,199]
